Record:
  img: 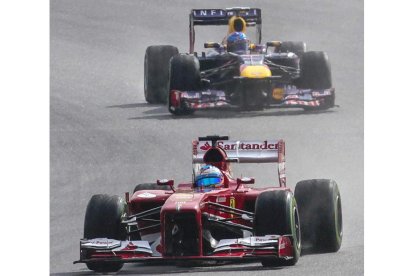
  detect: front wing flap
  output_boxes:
[169,85,335,111]
[74,235,293,264]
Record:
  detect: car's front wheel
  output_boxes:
[279,41,307,56]
[83,194,127,273]
[296,51,332,90]
[254,190,301,267]
[168,54,200,115]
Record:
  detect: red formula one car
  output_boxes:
[74,136,343,273]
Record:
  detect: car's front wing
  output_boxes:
[74,235,294,265]
[169,85,335,111]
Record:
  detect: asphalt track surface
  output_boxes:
[51,0,363,275]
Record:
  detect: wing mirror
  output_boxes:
[236,177,255,191]
[204,42,221,49]
[266,41,282,47]
[237,177,255,185]
[157,179,175,191]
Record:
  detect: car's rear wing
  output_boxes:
[192,137,286,187]
[189,7,262,53]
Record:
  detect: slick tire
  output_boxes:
[169,54,201,91]
[254,190,301,267]
[296,51,332,90]
[83,194,127,273]
[133,183,170,193]
[294,179,342,253]
[279,41,307,56]
[168,54,200,115]
[144,45,179,104]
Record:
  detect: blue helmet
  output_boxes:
[227,32,248,54]
[195,165,224,188]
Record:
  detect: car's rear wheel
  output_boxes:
[254,190,301,267]
[84,194,127,273]
[294,179,342,253]
[144,45,179,104]
[168,54,200,115]
[296,51,332,90]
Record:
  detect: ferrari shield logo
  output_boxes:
[229,197,236,208]
[229,197,236,218]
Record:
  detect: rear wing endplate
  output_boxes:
[192,138,286,187]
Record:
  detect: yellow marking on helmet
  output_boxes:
[228,16,246,34]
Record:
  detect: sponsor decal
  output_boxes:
[218,141,278,151]
[254,238,268,242]
[120,242,138,251]
[193,9,226,17]
[91,240,112,245]
[192,141,198,155]
[272,88,284,100]
[174,193,194,200]
[216,197,226,203]
[253,236,277,242]
[137,192,156,198]
[82,238,121,249]
[198,141,278,152]
[228,9,259,17]
[193,140,280,163]
[312,90,331,97]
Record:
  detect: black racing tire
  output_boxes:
[168,54,200,115]
[296,51,332,90]
[254,190,301,267]
[133,183,170,193]
[144,45,179,104]
[294,179,342,253]
[83,194,127,273]
[169,54,200,91]
[279,41,307,56]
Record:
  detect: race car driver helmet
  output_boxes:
[227,32,248,54]
[195,165,224,188]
